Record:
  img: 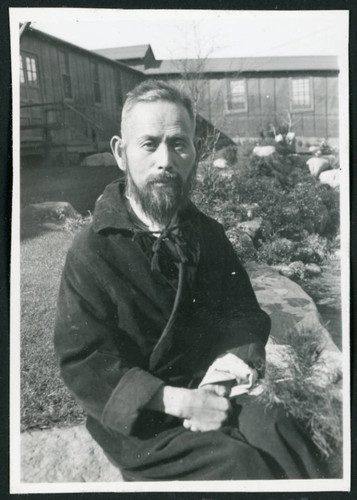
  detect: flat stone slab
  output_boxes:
[248,265,339,352]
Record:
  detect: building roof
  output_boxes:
[92,42,338,75]
[22,28,143,76]
[94,44,152,60]
[144,55,339,75]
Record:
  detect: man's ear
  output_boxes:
[110,135,126,171]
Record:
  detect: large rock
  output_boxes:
[213,158,228,169]
[248,265,339,352]
[306,157,330,177]
[319,169,340,189]
[305,263,322,277]
[81,152,118,168]
[22,202,80,224]
[252,145,276,157]
[236,217,263,240]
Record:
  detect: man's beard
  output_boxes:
[124,156,196,227]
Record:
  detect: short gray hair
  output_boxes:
[121,80,195,136]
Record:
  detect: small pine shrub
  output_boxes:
[292,234,330,264]
[256,238,295,265]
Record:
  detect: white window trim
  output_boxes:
[289,76,314,113]
[226,78,248,114]
[20,52,40,88]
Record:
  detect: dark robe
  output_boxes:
[54,180,328,480]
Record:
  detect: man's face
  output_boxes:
[121,100,197,225]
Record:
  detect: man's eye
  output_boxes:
[174,141,186,151]
[143,141,156,151]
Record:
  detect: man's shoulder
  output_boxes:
[66,224,108,263]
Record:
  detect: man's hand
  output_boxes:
[182,385,232,432]
[147,385,231,432]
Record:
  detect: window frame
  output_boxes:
[20,53,40,87]
[59,50,73,100]
[289,76,314,112]
[226,78,248,113]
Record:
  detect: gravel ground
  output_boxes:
[21,425,123,483]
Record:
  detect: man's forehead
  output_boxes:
[123,100,195,137]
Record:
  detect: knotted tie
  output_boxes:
[132,220,196,274]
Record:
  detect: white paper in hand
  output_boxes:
[198,353,261,398]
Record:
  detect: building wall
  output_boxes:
[20,31,143,163]
[201,74,339,144]
[20,31,339,166]
[159,72,339,145]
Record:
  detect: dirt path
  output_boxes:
[21,425,123,483]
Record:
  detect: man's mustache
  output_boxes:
[147,172,182,184]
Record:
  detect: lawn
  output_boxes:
[21,228,86,431]
[20,163,122,430]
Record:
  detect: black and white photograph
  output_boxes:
[9,8,350,494]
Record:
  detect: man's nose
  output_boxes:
[155,143,173,170]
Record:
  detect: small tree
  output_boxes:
[168,22,241,164]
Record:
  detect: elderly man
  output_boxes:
[55,80,327,481]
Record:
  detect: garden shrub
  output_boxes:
[317,183,340,237]
[257,183,329,240]
[256,238,295,265]
[291,234,331,264]
[193,151,339,265]
[226,229,256,261]
[247,153,309,188]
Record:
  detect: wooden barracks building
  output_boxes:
[20,27,339,166]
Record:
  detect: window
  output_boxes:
[59,50,72,99]
[290,77,313,111]
[21,55,38,85]
[227,79,248,112]
[91,62,101,103]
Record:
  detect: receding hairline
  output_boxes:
[121,99,196,141]
[120,81,196,139]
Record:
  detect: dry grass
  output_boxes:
[21,228,86,430]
